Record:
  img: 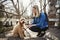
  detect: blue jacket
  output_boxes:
[32,12,48,29]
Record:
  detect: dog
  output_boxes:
[12,18,25,39]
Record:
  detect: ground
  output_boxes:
[0,27,60,40]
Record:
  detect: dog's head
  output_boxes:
[19,17,25,25]
[20,19,25,24]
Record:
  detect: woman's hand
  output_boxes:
[28,24,32,28]
[26,24,36,28]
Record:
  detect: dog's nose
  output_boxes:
[23,21,25,23]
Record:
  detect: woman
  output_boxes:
[27,5,48,37]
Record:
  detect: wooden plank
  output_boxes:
[49,18,59,21]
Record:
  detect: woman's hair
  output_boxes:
[44,13,49,23]
[32,5,40,17]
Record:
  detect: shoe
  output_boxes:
[39,32,45,37]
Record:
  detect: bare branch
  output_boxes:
[20,0,34,17]
[0,9,18,16]
[10,0,18,13]
[0,0,7,4]
[10,0,21,19]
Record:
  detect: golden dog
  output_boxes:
[13,19,25,39]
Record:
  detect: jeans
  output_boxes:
[29,26,48,37]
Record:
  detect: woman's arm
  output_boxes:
[26,24,36,28]
[35,13,46,27]
[27,13,46,28]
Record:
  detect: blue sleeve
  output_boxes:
[35,14,46,27]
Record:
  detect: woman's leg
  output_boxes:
[29,26,42,36]
[29,26,41,32]
[37,30,41,36]
[38,27,48,37]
